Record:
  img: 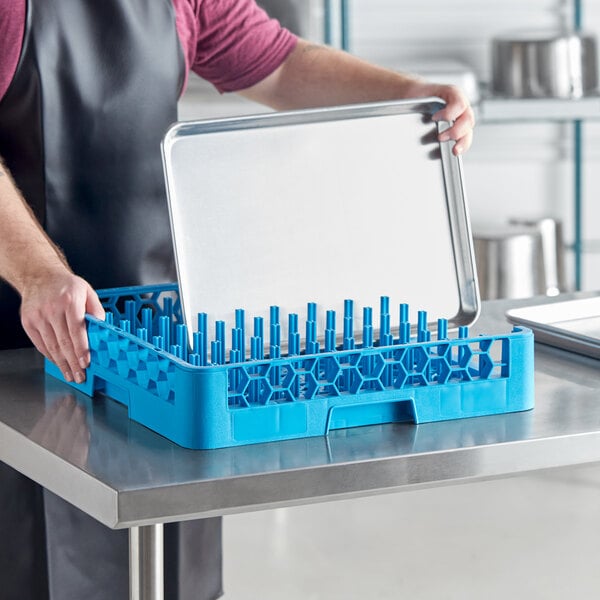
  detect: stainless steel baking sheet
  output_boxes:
[162,99,479,348]
[506,297,600,359]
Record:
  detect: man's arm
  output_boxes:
[240,39,474,155]
[0,159,104,382]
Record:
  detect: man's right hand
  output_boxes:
[20,267,105,383]
[1,157,105,383]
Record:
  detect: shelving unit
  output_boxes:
[328,0,595,291]
[479,95,600,122]
[477,93,597,291]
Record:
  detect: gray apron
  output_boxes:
[0,0,222,597]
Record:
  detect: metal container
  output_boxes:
[491,30,598,99]
[473,225,546,300]
[508,217,566,296]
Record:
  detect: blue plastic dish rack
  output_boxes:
[45,283,535,449]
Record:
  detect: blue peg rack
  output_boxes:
[45,283,535,449]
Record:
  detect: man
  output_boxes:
[0,0,474,598]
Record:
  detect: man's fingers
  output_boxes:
[86,287,105,320]
[66,290,91,372]
[23,324,52,363]
[20,274,97,382]
[48,315,85,383]
[431,86,472,123]
[452,130,473,156]
[436,108,475,155]
[438,110,474,142]
[36,321,73,381]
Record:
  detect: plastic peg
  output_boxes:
[254,316,264,339]
[163,296,173,319]
[363,307,373,348]
[235,308,245,329]
[289,332,300,356]
[458,326,469,339]
[176,324,189,362]
[251,336,264,360]
[288,313,300,356]
[380,314,391,346]
[400,321,410,344]
[379,299,392,348]
[270,347,280,386]
[307,302,317,323]
[152,335,164,351]
[268,308,280,362]
[381,332,394,348]
[211,340,221,365]
[416,310,429,343]
[343,299,355,350]
[270,305,281,350]
[141,308,153,337]
[230,348,241,365]
[343,300,354,337]
[136,327,148,343]
[380,295,390,316]
[325,328,336,352]
[288,313,298,335]
[159,316,170,351]
[326,310,336,332]
[125,300,137,329]
[437,318,448,340]
[399,303,409,324]
[105,312,114,326]
[270,311,281,384]
[306,339,319,355]
[232,327,242,354]
[193,331,206,365]
[120,319,131,334]
[306,319,317,346]
[325,310,337,352]
[270,326,281,358]
[271,305,280,328]
[234,309,245,358]
[214,321,225,365]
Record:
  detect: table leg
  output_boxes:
[129,524,164,600]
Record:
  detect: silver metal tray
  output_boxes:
[506,297,600,359]
[161,99,479,347]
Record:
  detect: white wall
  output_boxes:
[179,0,600,291]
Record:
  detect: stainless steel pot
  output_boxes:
[473,225,546,300]
[491,30,598,99]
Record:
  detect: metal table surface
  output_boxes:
[1,294,600,532]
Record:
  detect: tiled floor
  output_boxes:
[223,463,600,599]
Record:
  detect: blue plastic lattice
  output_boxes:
[44,284,535,449]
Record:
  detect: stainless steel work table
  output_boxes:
[1,294,600,599]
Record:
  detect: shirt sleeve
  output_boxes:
[0,0,26,102]
[192,0,297,93]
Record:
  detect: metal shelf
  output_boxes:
[479,95,600,123]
